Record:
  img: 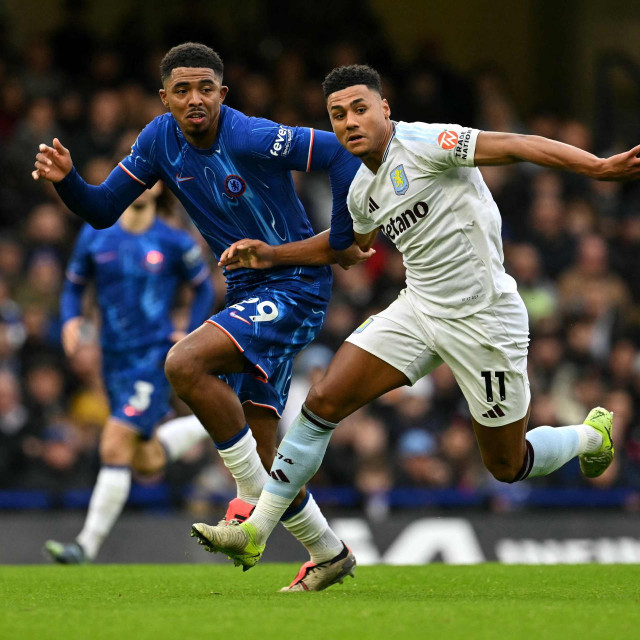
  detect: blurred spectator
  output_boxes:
[506,243,557,327]
[0,370,31,487]
[395,428,452,488]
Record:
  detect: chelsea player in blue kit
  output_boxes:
[45,183,215,564]
[33,43,369,589]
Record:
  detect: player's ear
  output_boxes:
[382,98,391,119]
[220,85,229,103]
[159,89,169,109]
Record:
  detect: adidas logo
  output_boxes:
[270,469,290,483]
[368,197,379,214]
[482,404,505,419]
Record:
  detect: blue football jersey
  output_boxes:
[118,106,354,299]
[63,219,210,352]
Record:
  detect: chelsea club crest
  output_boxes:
[390,164,409,195]
[224,174,246,197]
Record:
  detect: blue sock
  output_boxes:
[526,426,580,478]
[213,424,250,450]
[264,404,337,501]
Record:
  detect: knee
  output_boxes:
[132,445,165,476]
[165,343,200,398]
[306,383,344,423]
[484,456,523,483]
[100,438,132,467]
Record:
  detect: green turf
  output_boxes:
[1,564,639,639]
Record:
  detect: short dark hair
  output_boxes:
[160,42,224,83]
[322,64,382,99]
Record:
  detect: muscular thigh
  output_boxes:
[429,293,531,429]
[309,290,447,421]
[345,289,443,386]
[213,284,329,416]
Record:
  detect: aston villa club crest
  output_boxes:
[390,164,409,195]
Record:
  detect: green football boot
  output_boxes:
[579,407,614,478]
[190,520,264,571]
[44,540,88,564]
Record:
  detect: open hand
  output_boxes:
[32,138,73,183]
[219,239,275,270]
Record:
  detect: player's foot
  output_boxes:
[43,540,88,565]
[579,406,614,478]
[190,520,264,571]
[279,543,356,592]
[217,497,255,526]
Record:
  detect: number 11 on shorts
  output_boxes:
[481,371,506,402]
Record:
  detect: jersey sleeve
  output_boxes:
[175,233,214,331]
[60,225,94,323]
[118,119,161,187]
[65,224,95,284]
[177,233,210,285]
[397,122,479,173]
[246,118,316,171]
[348,186,378,235]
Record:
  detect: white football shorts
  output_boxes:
[346,288,530,427]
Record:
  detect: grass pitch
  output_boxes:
[1,564,639,640]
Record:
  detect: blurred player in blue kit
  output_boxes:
[45,183,215,563]
[34,42,369,589]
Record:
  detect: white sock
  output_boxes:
[76,466,131,560]
[281,493,343,563]
[526,424,600,478]
[217,427,269,504]
[574,423,603,453]
[249,490,292,544]
[156,414,210,461]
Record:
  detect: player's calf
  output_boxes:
[483,455,528,483]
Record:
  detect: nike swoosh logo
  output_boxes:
[176,174,195,182]
[230,311,252,325]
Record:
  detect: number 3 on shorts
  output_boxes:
[128,381,155,411]
[481,371,506,402]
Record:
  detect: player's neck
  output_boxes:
[362,120,394,174]
[120,205,156,233]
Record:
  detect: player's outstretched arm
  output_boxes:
[475,132,640,181]
[219,231,375,271]
[31,139,147,229]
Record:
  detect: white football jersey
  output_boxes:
[348,121,517,318]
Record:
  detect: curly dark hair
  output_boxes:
[160,42,224,83]
[322,64,382,99]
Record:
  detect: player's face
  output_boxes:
[327,85,391,168]
[159,67,228,148]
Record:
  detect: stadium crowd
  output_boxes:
[2,12,640,515]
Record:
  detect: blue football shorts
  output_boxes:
[208,284,328,417]
[102,341,173,439]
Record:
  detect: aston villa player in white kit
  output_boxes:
[193,64,640,573]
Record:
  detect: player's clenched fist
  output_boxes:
[32,138,73,183]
